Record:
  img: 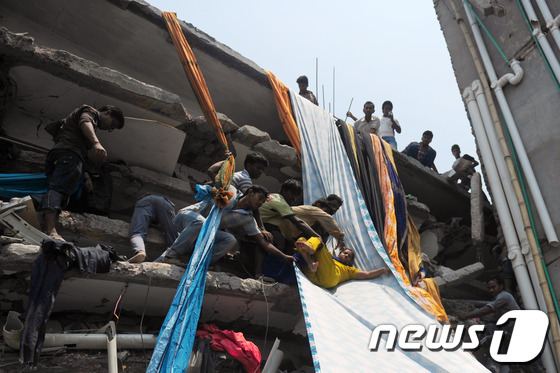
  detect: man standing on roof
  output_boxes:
[296,75,319,105]
[451,144,479,191]
[346,101,380,134]
[402,130,438,173]
[42,105,125,241]
[378,100,401,150]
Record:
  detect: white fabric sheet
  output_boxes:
[290,92,487,372]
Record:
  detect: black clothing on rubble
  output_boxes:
[20,238,120,365]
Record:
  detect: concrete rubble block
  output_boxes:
[56,211,166,258]
[419,224,445,260]
[406,198,431,228]
[173,163,208,185]
[108,164,194,213]
[0,243,40,268]
[470,0,505,17]
[434,262,485,293]
[253,140,298,167]
[129,166,192,196]
[193,114,239,136]
[470,172,484,243]
[233,125,271,147]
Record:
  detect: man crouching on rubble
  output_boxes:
[158,185,294,267]
[42,105,125,241]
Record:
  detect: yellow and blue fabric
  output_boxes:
[283,90,485,371]
[371,135,448,322]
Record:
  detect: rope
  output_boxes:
[162,11,234,203]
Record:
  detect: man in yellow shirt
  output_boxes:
[294,237,391,289]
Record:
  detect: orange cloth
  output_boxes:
[265,70,301,160]
[371,134,448,322]
[407,213,448,321]
[162,12,234,199]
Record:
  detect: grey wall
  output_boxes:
[433,0,560,293]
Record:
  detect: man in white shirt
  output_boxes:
[378,100,401,150]
[347,101,380,134]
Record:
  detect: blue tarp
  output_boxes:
[0,173,48,198]
[147,202,224,372]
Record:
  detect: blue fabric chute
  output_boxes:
[147,203,223,372]
[0,173,48,198]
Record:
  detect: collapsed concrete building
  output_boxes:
[0,1,511,371]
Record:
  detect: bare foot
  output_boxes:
[295,240,315,255]
[310,261,319,273]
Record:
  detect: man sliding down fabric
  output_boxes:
[293,236,391,289]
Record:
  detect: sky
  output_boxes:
[148,0,477,174]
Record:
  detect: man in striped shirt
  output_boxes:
[231,152,269,193]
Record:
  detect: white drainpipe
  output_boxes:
[472,81,557,370]
[464,1,559,246]
[535,0,560,50]
[519,0,560,81]
[472,81,541,280]
[43,333,158,349]
[463,87,538,311]
[463,89,560,372]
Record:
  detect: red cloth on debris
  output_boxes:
[196,323,262,373]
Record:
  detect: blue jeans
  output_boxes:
[42,150,83,212]
[129,195,178,253]
[158,210,236,265]
[382,136,398,150]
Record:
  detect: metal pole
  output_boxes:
[344,97,354,123]
[332,66,336,117]
[315,57,318,99]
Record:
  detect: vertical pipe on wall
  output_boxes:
[464,0,559,246]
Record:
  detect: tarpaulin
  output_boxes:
[147,204,224,373]
[0,173,47,199]
[371,134,448,322]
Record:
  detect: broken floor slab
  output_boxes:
[0,28,188,124]
[53,211,165,259]
[0,243,301,331]
[434,262,485,297]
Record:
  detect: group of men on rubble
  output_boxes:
[38,103,348,282]
[128,152,346,274]
[38,94,478,279]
